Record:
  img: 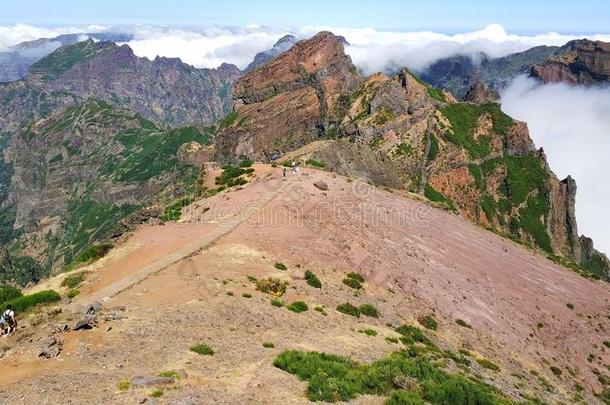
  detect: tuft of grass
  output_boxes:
[61,272,86,289]
[68,242,113,269]
[346,272,365,283]
[305,159,326,168]
[117,380,130,391]
[225,291,234,296]
[418,315,438,331]
[271,298,284,308]
[358,304,379,318]
[342,277,362,290]
[359,328,377,336]
[337,303,360,317]
[255,278,287,297]
[274,262,287,271]
[246,275,257,282]
[385,336,399,344]
[566,303,575,310]
[242,293,252,298]
[314,306,328,316]
[476,358,500,372]
[190,343,214,356]
[150,388,163,398]
[603,341,610,349]
[395,324,433,347]
[263,342,275,348]
[304,271,322,289]
[287,301,308,313]
[550,366,562,377]
[157,370,182,379]
[455,319,472,329]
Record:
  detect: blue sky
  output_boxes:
[3,0,610,33]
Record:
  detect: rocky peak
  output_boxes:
[530,38,610,84]
[245,34,298,72]
[463,79,499,103]
[217,31,361,160]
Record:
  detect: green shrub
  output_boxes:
[550,366,562,377]
[255,278,287,297]
[242,293,252,298]
[1,290,60,313]
[305,159,325,168]
[359,328,377,336]
[476,358,500,372]
[418,315,438,331]
[271,298,284,307]
[566,303,575,310]
[0,286,22,304]
[342,277,362,289]
[225,291,234,296]
[274,262,287,271]
[239,158,254,168]
[304,271,322,288]
[385,336,399,344]
[395,325,433,346]
[346,272,365,282]
[263,342,275,348]
[61,272,86,289]
[67,289,80,299]
[287,301,308,313]
[190,343,214,356]
[337,303,360,317]
[358,304,379,318]
[455,319,472,329]
[159,196,194,221]
[386,390,425,405]
[215,165,253,187]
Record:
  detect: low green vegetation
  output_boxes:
[314,306,328,316]
[263,342,275,348]
[117,380,131,391]
[271,298,284,308]
[476,358,500,372]
[372,107,396,126]
[418,315,438,331]
[274,262,287,271]
[157,370,182,379]
[427,134,439,161]
[215,165,254,187]
[0,286,22,304]
[359,304,379,318]
[566,303,575,310]
[394,143,414,157]
[160,196,195,221]
[68,242,114,270]
[455,319,472,329]
[346,272,364,282]
[337,303,360,317]
[150,388,163,398]
[304,271,322,288]
[61,272,86,289]
[190,343,214,356]
[0,290,60,313]
[242,293,252,298]
[359,328,377,336]
[395,324,432,346]
[287,301,308,313]
[424,184,457,212]
[305,159,325,168]
[342,277,362,289]
[67,289,80,299]
[255,278,288,297]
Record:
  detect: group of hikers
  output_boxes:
[282,161,300,177]
[0,305,17,336]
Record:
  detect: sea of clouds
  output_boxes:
[1,22,609,253]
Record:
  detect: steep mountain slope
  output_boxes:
[1,99,212,284]
[245,34,298,72]
[420,46,557,98]
[27,39,241,125]
[531,39,610,84]
[218,33,609,280]
[0,32,133,83]
[0,166,608,404]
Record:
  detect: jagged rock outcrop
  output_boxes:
[531,39,610,84]
[216,32,361,160]
[245,35,297,72]
[463,79,499,103]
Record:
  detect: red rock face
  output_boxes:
[217,32,361,160]
[531,39,610,84]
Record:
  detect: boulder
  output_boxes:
[314,181,329,191]
[131,376,175,388]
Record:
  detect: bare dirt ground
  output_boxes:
[0,164,608,404]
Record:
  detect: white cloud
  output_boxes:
[501,76,610,255]
[0,23,105,52]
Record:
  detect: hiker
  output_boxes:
[282,167,287,177]
[1,305,16,335]
[295,162,300,175]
